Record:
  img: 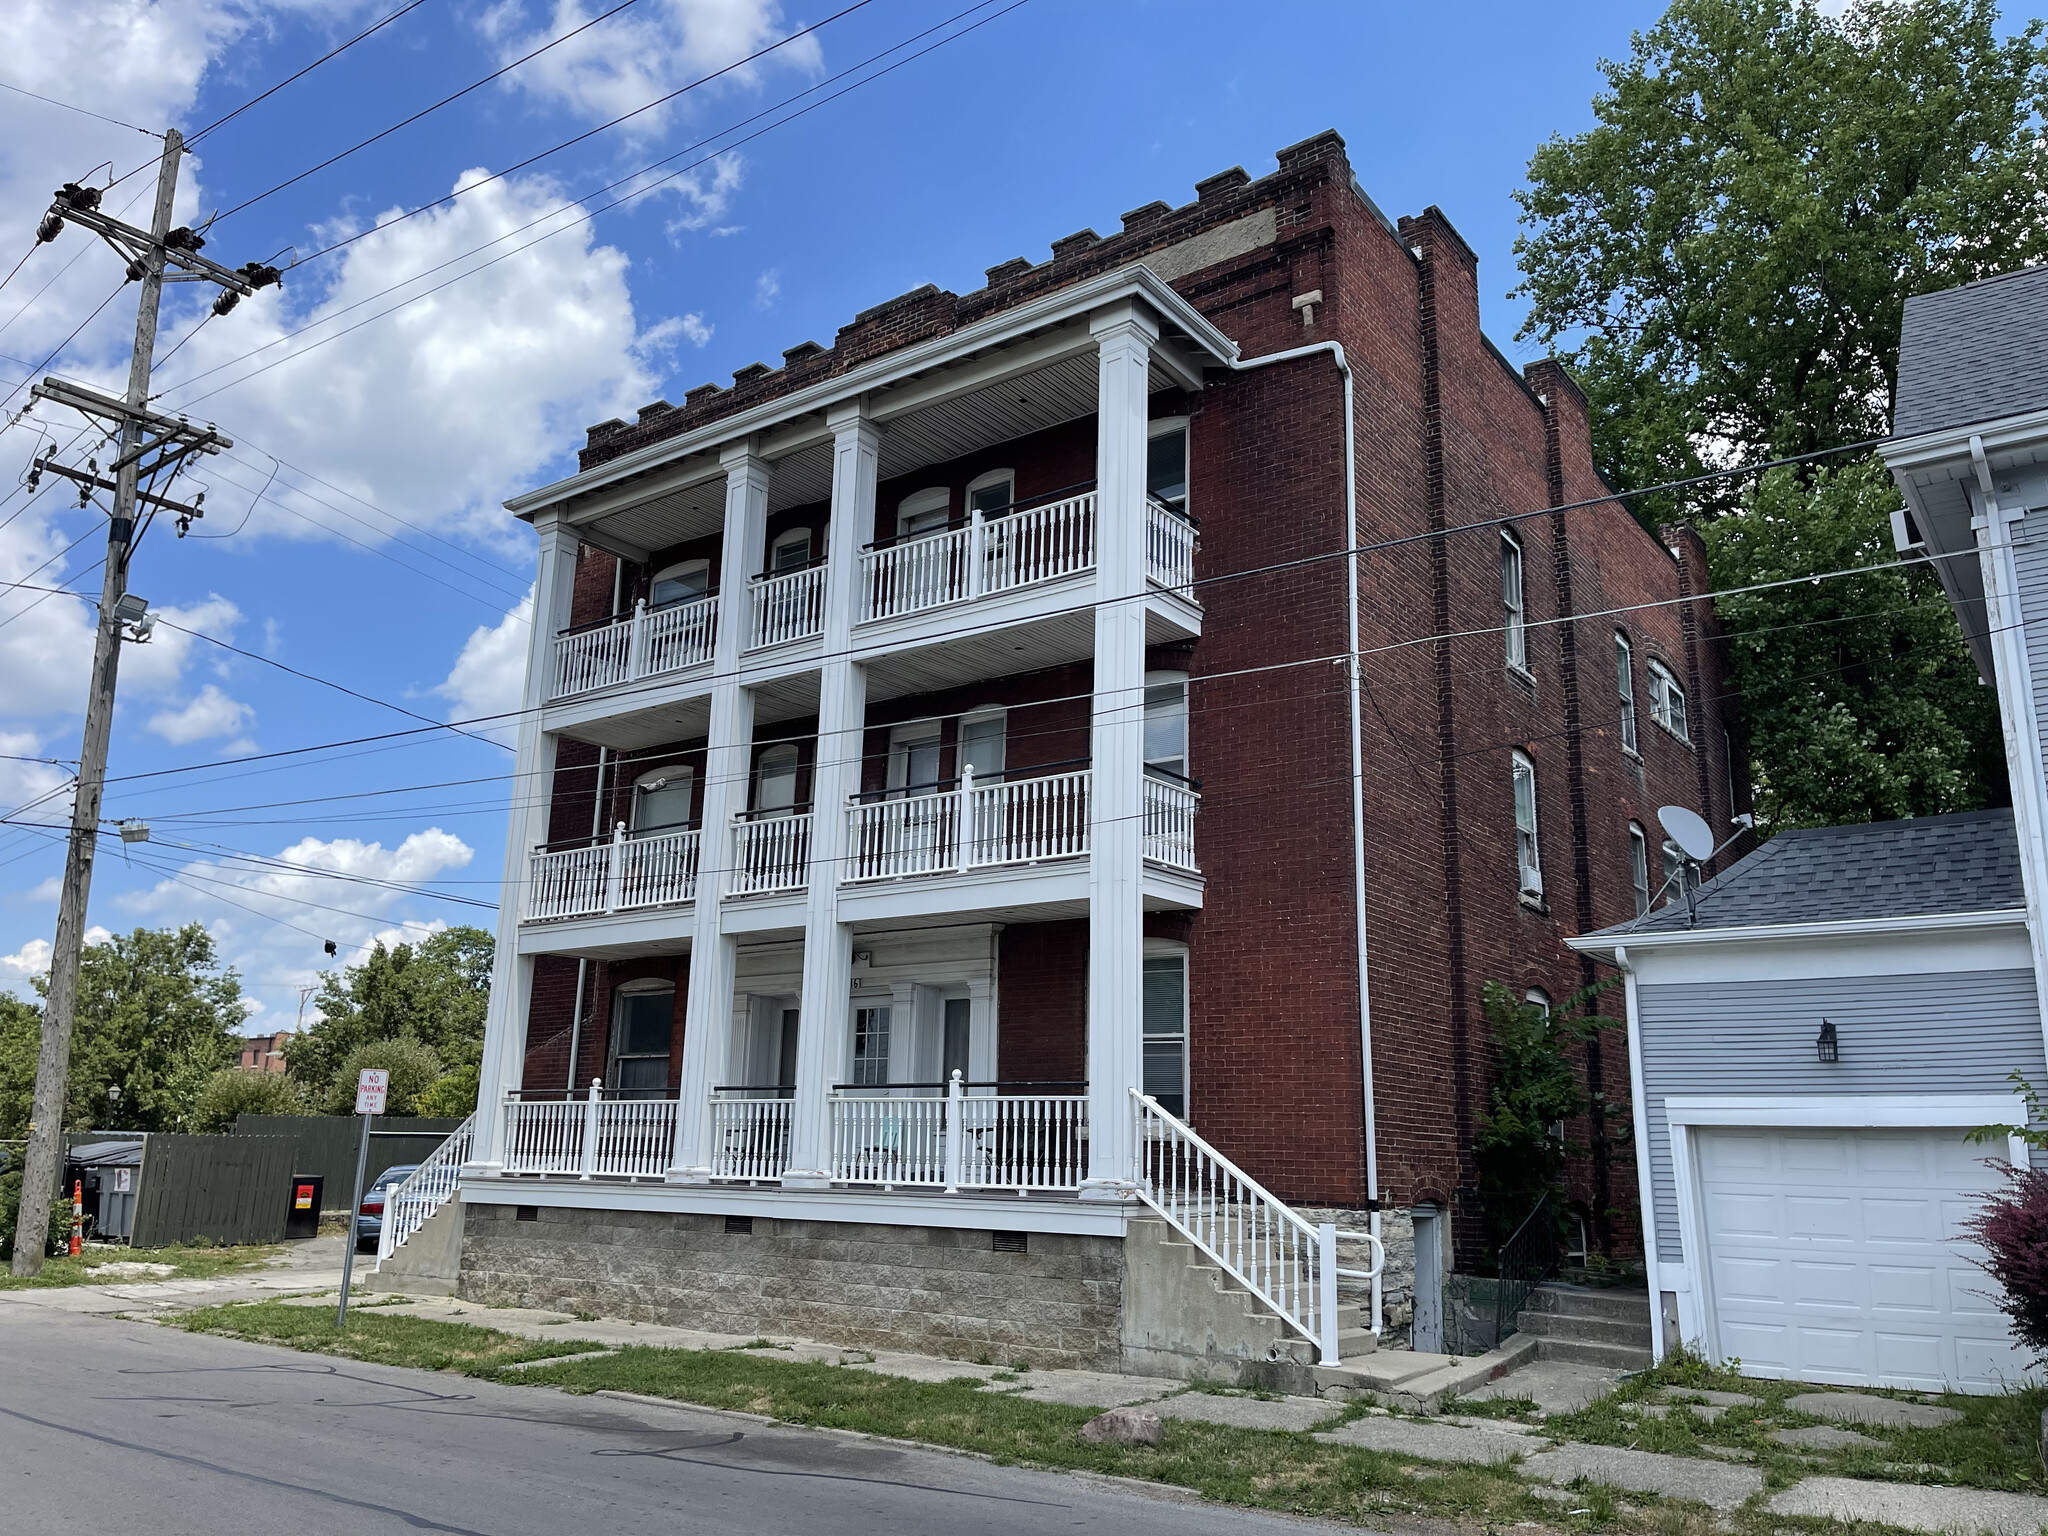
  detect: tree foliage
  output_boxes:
[284,927,491,1104]
[191,1068,308,1132]
[1515,0,2048,828]
[1961,1160,2048,1360]
[1474,981,1617,1204]
[320,1038,444,1117]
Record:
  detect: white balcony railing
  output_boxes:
[748,563,826,648]
[710,1092,792,1180]
[859,492,1096,623]
[1143,775,1200,871]
[525,824,700,922]
[844,766,1092,883]
[549,595,717,701]
[829,1075,1088,1193]
[502,1084,681,1179]
[1146,498,1197,594]
[729,811,812,895]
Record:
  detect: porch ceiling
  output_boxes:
[553,667,819,752]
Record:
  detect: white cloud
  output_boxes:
[678,312,713,347]
[484,0,822,133]
[0,730,70,822]
[146,682,254,745]
[435,589,531,742]
[661,152,745,237]
[0,923,112,980]
[754,267,780,310]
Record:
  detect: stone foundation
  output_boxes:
[1295,1204,1418,1348]
[458,1202,1125,1369]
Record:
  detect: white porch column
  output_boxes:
[1082,302,1158,1197]
[471,513,579,1172]
[669,444,770,1180]
[785,404,878,1186]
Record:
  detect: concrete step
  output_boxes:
[1515,1309,1654,1350]
[1336,1327,1378,1358]
[1520,1282,1652,1324]
[1529,1336,1653,1371]
[1315,1331,1539,1411]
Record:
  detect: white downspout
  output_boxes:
[1223,340,1378,1333]
[1612,943,1663,1360]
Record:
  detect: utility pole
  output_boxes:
[9,130,278,1277]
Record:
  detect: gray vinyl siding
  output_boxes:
[1636,968,2046,1264]
[2015,509,2048,785]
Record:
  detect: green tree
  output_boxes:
[414,1063,479,1119]
[1474,981,1617,1251]
[5,926,246,1135]
[1515,0,2048,828]
[320,1038,443,1117]
[285,927,491,1101]
[191,1068,308,1132]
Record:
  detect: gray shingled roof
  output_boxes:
[1895,266,2048,438]
[1592,808,2023,937]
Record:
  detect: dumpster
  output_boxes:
[284,1173,324,1239]
[68,1139,145,1241]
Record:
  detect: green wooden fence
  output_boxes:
[130,1135,297,1248]
[233,1114,464,1192]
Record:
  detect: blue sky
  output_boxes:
[0,0,1668,1025]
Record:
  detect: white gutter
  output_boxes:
[1225,339,1379,1335]
[1611,945,1664,1361]
[1566,905,2026,958]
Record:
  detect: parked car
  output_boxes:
[354,1165,419,1252]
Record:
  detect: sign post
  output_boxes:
[334,1068,388,1328]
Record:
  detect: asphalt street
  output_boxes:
[0,1303,1359,1536]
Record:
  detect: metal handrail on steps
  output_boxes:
[373,1112,474,1270]
[1129,1089,1382,1365]
[1492,1188,1561,1345]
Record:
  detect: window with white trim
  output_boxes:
[1142,949,1189,1118]
[1661,839,1687,907]
[1144,671,1189,781]
[1629,821,1651,916]
[768,527,811,574]
[632,764,693,830]
[1147,419,1188,510]
[1512,750,1542,897]
[897,487,950,539]
[610,980,674,1094]
[1615,632,1638,754]
[1648,659,1688,741]
[965,469,1013,518]
[650,558,711,607]
[850,1005,891,1086]
[958,709,1006,779]
[886,722,943,797]
[1502,531,1528,672]
[755,742,800,814]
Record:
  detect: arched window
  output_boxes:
[1615,632,1638,754]
[1143,671,1189,781]
[897,487,950,539]
[755,742,801,815]
[768,527,812,575]
[1512,749,1542,897]
[610,979,675,1094]
[650,558,711,608]
[965,468,1014,518]
[632,765,693,831]
[1501,530,1528,671]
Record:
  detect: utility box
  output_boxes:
[284,1174,323,1239]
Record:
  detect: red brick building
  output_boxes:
[452,130,1737,1373]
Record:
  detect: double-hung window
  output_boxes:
[610,981,675,1094]
[1501,531,1528,672]
[1143,672,1189,781]
[1648,660,1689,741]
[1147,421,1188,511]
[1615,633,1638,754]
[1662,839,1687,906]
[850,1006,891,1086]
[1629,822,1651,916]
[1142,950,1189,1118]
[1512,750,1542,898]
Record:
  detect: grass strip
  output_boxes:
[0,1243,282,1290]
[174,1301,1739,1532]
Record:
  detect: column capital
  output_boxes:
[720,438,771,479]
[1089,299,1161,347]
[826,396,881,435]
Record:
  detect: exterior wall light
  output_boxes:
[1816,1019,1840,1063]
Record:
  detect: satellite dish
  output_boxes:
[1658,805,1715,862]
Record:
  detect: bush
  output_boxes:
[320,1037,442,1116]
[413,1063,478,1119]
[1963,1159,2048,1360]
[0,1162,73,1262]
[191,1068,306,1131]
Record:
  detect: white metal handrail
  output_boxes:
[1130,1089,1379,1364]
[1142,776,1200,871]
[844,766,1091,883]
[549,594,717,700]
[859,493,1096,623]
[730,811,811,895]
[374,1111,473,1269]
[526,824,699,921]
[1146,499,1197,595]
[710,1092,792,1180]
[828,1075,1087,1193]
[748,564,826,648]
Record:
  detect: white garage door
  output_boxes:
[1695,1126,2031,1392]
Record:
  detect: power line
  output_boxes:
[151,0,1029,409]
[0,78,159,136]
[0,282,129,413]
[184,0,434,147]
